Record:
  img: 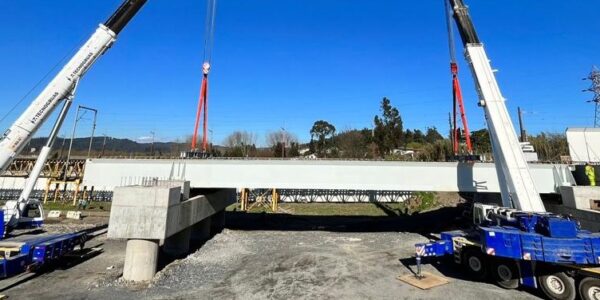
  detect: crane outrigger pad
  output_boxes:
[397,272,450,290]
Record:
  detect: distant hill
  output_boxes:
[20,136,211,158]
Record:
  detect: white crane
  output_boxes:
[0,0,147,232]
[447,0,545,212]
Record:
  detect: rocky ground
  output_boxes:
[5,200,544,300]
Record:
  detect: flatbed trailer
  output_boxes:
[415,204,600,300]
[0,232,87,278]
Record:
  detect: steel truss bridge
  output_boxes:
[1,158,86,179]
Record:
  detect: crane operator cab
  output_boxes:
[2,199,44,232]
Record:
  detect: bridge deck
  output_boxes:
[82,159,573,194]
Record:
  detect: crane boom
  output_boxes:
[448,0,545,212]
[0,0,146,172]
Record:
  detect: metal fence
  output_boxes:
[0,189,113,202]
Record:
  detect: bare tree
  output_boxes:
[266,130,298,148]
[267,130,299,158]
[223,131,257,148]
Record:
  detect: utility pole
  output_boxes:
[59,135,67,159]
[85,106,98,158]
[64,105,97,183]
[517,107,527,142]
[150,131,155,156]
[100,134,107,158]
[208,129,213,153]
[280,127,286,158]
[584,66,600,127]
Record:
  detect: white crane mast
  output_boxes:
[0,0,147,231]
[449,0,546,212]
[0,0,147,173]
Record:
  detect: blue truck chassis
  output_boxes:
[0,233,87,278]
[414,205,600,300]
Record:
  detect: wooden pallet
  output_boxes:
[397,272,450,290]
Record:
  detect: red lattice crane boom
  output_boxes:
[191,0,217,152]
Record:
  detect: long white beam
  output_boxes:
[81,159,574,194]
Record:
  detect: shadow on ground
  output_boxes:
[225,202,471,236]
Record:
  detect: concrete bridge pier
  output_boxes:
[123,239,159,282]
[108,182,235,282]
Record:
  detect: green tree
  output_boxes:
[413,129,425,143]
[271,142,285,158]
[288,142,300,157]
[373,97,403,156]
[267,130,298,158]
[425,127,444,143]
[471,128,491,154]
[310,120,336,157]
[404,129,414,144]
[529,133,568,162]
[417,139,452,162]
[335,129,369,158]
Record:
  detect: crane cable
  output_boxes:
[191,0,217,152]
[445,0,473,155]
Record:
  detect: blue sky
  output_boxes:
[0,0,598,146]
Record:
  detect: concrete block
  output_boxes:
[47,210,62,218]
[66,211,82,220]
[108,185,236,240]
[560,186,600,210]
[108,185,181,240]
[157,180,190,200]
[109,205,171,240]
[112,185,181,208]
[123,239,159,282]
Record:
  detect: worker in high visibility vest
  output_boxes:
[585,163,596,186]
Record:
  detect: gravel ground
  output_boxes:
[9,229,540,300]
[6,207,543,300]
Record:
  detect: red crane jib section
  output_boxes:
[191,74,208,152]
[451,62,473,154]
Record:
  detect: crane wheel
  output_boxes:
[461,247,487,280]
[491,259,519,289]
[538,271,576,300]
[579,277,600,300]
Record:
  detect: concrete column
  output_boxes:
[191,217,211,241]
[163,227,192,256]
[211,209,226,234]
[123,239,159,282]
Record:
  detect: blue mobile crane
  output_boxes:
[416,204,600,300]
[413,1,600,300]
